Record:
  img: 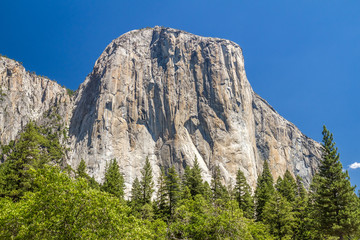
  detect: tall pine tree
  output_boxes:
[156,168,168,218]
[101,159,125,199]
[310,126,359,239]
[166,166,180,215]
[211,165,227,201]
[254,160,274,221]
[182,157,204,198]
[234,168,254,219]
[276,170,297,203]
[140,157,154,204]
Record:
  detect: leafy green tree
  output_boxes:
[234,168,254,219]
[166,166,180,215]
[0,166,166,239]
[254,160,275,221]
[310,126,360,239]
[101,159,125,199]
[168,195,253,239]
[263,192,295,240]
[140,157,154,204]
[276,170,297,203]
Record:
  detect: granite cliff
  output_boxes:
[0,27,321,193]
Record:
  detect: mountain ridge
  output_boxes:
[0,27,321,193]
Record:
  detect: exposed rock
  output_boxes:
[0,57,72,149]
[67,26,321,193]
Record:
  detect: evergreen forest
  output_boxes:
[0,122,359,239]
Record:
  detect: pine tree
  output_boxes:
[211,165,227,201]
[183,157,204,198]
[140,157,154,204]
[76,159,88,179]
[0,122,64,201]
[276,170,297,203]
[166,166,180,215]
[292,176,310,240]
[131,177,142,207]
[263,192,295,239]
[234,168,254,219]
[254,160,274,221]
[101,159,125,199]
[310,126,360,239]
[202,181,212,201]
[156,168,168,218]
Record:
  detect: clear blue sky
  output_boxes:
[1,1,359,189]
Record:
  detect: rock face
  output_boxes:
[0,27,321,193]
[0,57,72,148]
[68,26,321,192]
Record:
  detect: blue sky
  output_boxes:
[1,1,359,189]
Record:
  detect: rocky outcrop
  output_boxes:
[67,26,321,192]
[0,56,72,147]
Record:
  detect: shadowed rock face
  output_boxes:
[0,27,321,194]
[68,26,321,192]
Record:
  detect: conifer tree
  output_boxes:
[202,181,212,201]
[276,170,297,203]
[156,168,168,218]
[140,157,154,204]
[131,177,142,204]
[254,160,274,221]
[292,176,310,240]
[234,168,254,219]
[211,165,227,201]
[183,157,204,198]
[263,192,295,239]
[75,159,99,189]
[101,159,125,199]
[166,166,180,215]
[76,159,88,179]
[0,122,64,200]
[310,126,360,239]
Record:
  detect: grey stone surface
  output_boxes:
[0,27,321,195]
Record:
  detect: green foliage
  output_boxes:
[211,165,228,201]
[309,126,360,239]
[254,160,275,221]
[140,157,154,204]
[66,88,75,96]
[0,122,64,201]
[155,168,169,218]
[101,159,125,199]
[234,168,254,219]
[182,157,204,198]
[166,166,180,216]
[276,170,297,203]
[168,195,253,239]
[0,166,166,239]
[263,192,295,240]
[131,178,142,203]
